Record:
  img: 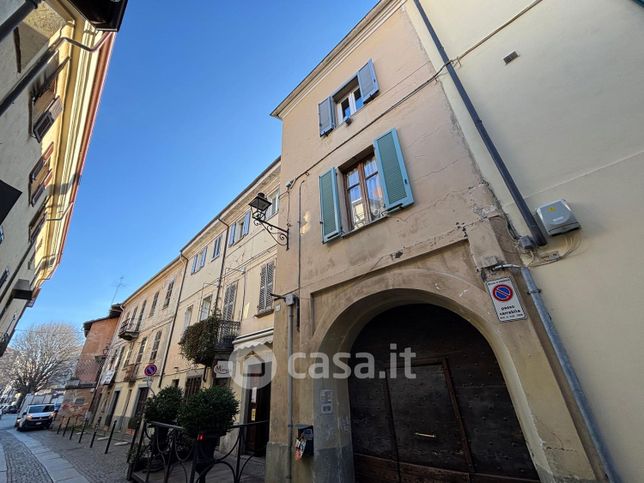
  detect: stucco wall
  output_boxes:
[411,0,644,479]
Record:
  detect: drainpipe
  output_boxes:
[0,31,113,118]
[157,254,189,388]
[412,0,546,247]
[213,218,230,315]
[494,264,619,482]
[285,294,298,482]
[0,0,40,44]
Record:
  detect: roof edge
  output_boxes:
[270,0,394,119]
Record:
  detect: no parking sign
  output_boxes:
[486,277,526,322]
[144,363,158,377]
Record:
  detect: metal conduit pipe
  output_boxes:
[412,0,546,247]
[0,31,113,118]
[494,264,620,482]
[0,0,41,44]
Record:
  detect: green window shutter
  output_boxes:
[357,59,379,103]
[318,96,336,136]
[373,128,414,211]
[319,168,343,243]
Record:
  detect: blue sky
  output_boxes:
[19,0,376,331]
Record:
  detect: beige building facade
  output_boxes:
[94,257,184,433]
[266,1,610,482]
[0,0,126,355]
[408,1,643,481]
[162,159,280,453]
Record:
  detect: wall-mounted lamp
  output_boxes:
[249,193,289,249]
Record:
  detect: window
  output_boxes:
[258,261,275,313]
[191,247,208,274]
[222,282,238,321]
[265,190,280,219]
[135,337,147,365]
[318,128,413,242]
[228,212,251,246]
[0,226,4,244]
[115,346,125,370]
[130,307,138,327]
[212,235,222,259]
[336,83,364,123]
[0,268,9,290]
[171,379,179,387]
[149,292,159,317]
[163,279,175,308]
[185,376,201,398]
[199,295,212,321]
[318,59,379,136]
[122,346,131,369]
[28,205,46,243]
[149,331,162,362]
[343,156,385,230]
[29,144,54,207]
[137,300,146,328]
[183,305,193,330]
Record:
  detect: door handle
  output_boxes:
[414,432,437,439]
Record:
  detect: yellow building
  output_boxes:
[94,257,184,433]
[265,1,605,482]
[162,159,280,453]
[409,1,643,480]
[0,0,127,355]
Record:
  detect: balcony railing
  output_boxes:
[118,318,139,340]
[214,319,240,354]
[124,363,139,383]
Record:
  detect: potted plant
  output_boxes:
[178,386,238,471]
[139,387,183,472]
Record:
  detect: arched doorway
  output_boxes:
[349,304,539,482]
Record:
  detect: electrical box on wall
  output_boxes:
[535,200,580,236]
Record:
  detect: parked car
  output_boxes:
[5,406,18,414]
[15,404,55,431]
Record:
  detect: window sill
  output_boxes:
[340,214,388,239]
[255,307,274,318]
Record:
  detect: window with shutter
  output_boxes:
[222,282,238,321]
[373,128,414,211]
[149,331,162,362]
[212,235,222,259]
[200,295,212,321]
[318,97,335,136]
[257,261,275,313]
[149,292,159,317]
[318,59,379,136]
[163,279,174,308]
[242,211,251,237]
[319,168,343,243]
[137,300,146,328]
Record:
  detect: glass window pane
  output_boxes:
[366,173,385,219]
[364,158,378,177]
[342,98,351,119]
[347,168,360,187]
[349,186,367,229]
[354,88,364,110]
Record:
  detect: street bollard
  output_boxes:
[62,417,70,437]
[104,420,117,454]
[78,420,88,443]
[56,417,65,434]
[69,417,77,440]
[89,423,99,449]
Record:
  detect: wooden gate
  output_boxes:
[349,304,539,482]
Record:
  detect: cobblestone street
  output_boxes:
[0,416,130,482]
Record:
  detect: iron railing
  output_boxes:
[119,318,140,340]
[127,419,268,483]
[124,363,139,383]
[214,319,240,353]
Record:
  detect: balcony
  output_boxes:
[214,319,241,355]
[124,363,139,383]
[118,318,139,340]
